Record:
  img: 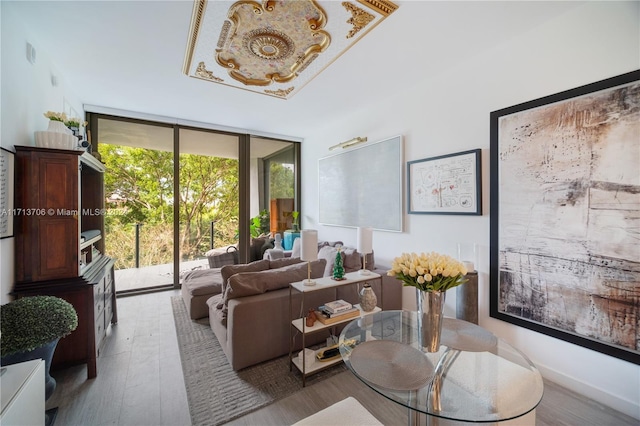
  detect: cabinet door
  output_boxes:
[17,152,79,282]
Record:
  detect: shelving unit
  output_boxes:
[290,304,381,376]
[288,271,382,386]
[12,146,116,379]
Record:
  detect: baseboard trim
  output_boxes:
[536,363,639,420]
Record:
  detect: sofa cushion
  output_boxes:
[181,268,224,296]
[207,294,227,325]
[220,259,270,292]
[223,259,326,305]
[342,247,362,272]
[269,257,302,269]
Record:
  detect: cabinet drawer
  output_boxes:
[94,278,105,323]
[95,311,105,350]
[105,296,113,323]
[94,298,105,323]
[93,277,105,299]
[105,270,113,288]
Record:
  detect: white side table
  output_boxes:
[289,271,382,386]
[1,359,45,426]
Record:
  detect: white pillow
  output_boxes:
[317,245,340,277]
[291,237,301,258]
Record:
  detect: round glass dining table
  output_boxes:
[338,310,544,424]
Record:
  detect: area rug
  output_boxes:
[171,296,346,426]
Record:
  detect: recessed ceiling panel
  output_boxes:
[183,0,398,99]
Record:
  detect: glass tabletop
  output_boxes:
[338,310,544,423]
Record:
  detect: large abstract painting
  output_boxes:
[319,135,403,232]
[490,70,640,364]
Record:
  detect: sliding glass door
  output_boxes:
[90,113,300,294]
[96,117,176,292]
[178,128,239,281]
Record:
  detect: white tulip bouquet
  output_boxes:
[387,252,468,292]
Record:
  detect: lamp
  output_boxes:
[357,227,373,275]
[328,136,367,151]
[300,229,318,286]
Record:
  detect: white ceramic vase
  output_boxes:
[359,283,377,312]
[47,120,72,134]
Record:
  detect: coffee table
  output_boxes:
[338,310,544,425]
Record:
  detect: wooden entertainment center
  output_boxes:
[12,146,116,379]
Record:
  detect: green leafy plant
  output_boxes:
[64,117,87,128]
[1,296,78,357]
[249,209,270,238]
[291,210,300,231]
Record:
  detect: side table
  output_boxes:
[289,271,382,386]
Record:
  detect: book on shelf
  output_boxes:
[318,306,358,318]
[314,308,360,325]
[324,299,352,313]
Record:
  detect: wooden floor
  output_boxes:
[47,290,638,426]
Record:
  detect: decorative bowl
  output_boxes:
[34,131,79,150]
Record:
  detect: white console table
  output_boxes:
[288,271,382,386]
[1,359,45,426]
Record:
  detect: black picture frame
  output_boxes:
[407,148,481,215]
[0,146,15,239]
[490,70,640,365]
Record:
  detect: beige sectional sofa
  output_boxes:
[205,243,403,370]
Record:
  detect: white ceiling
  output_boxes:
[7,1,582,140]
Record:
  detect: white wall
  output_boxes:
[301,1,639,420]
[1,0,638,420]
[0,4,83,303]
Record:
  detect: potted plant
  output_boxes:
[64,116,88,139]
[1,295,78,400]
[291,210,300,232]
[249,209,270,238]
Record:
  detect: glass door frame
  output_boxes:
[88,113,301,292]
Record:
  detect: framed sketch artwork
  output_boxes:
[0,147,14,239]
[490,70,640,365]
[408,149,481,215]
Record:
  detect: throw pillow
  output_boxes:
[222,259,327,307]
[342,247,363,272]
[364,251,375,270]
[291,237,301,258]
[269,257,303,269]
[220,259,270,292]
[317,245,340,277]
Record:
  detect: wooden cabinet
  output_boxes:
[12,146,117,379]
[14,151,79,282]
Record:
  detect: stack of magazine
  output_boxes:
[316,300,360,324]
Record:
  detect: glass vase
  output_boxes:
[416,289,446,352]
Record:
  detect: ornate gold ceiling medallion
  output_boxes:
[195,62,223,82]
[357,0,398,16]
[183,0,398,99]
[217,21,231,49]
[342,2,375,39]
[215,0,330,87]
[265,87,295,98]
[244,29,295,60]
